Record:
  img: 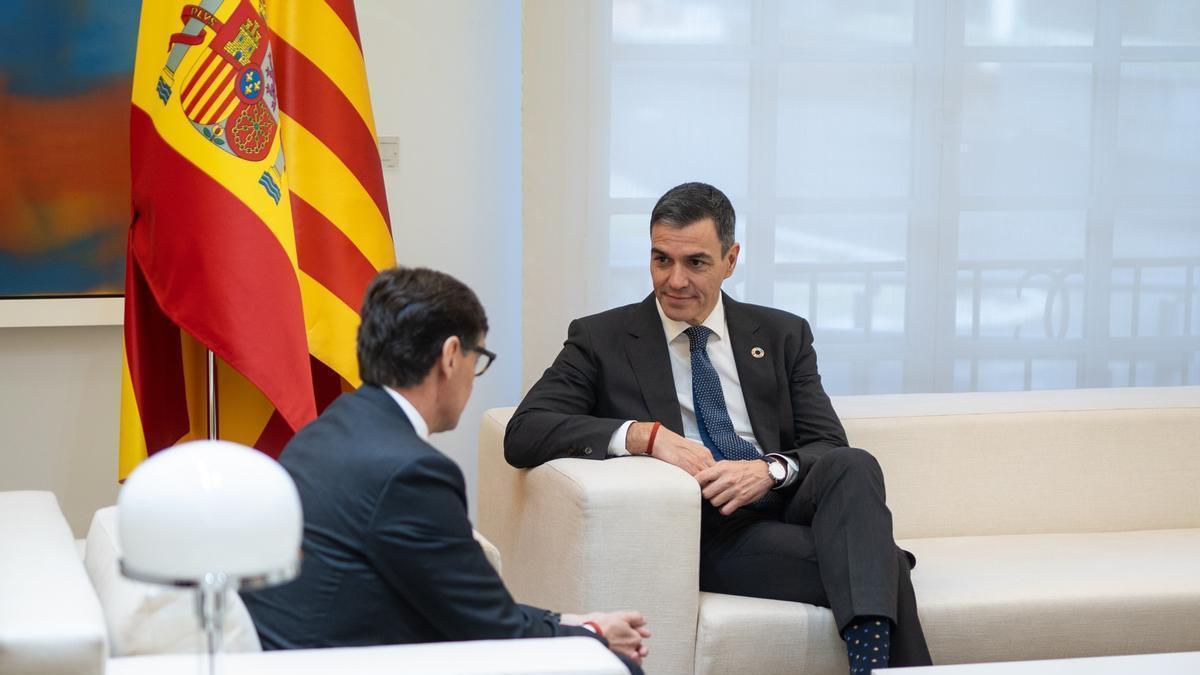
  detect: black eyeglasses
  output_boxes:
[469,345,496,377]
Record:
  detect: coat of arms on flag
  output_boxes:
[155,1,284,200]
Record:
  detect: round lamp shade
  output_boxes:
[118,440,302,585]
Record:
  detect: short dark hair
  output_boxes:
[650,182,736,254]
[357,267,488,389]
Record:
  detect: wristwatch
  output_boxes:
[764,455,787,489]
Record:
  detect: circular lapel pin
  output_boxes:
[751,346,765,359]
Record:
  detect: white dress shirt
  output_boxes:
[384,386,430,442]
[607,295,799,488]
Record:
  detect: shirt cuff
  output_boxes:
[765,453,800,489]
[607,420,635,457]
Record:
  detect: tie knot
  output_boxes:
[684,325,712,352]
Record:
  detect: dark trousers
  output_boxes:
[698,446,933,667]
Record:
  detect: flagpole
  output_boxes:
[207,349,218,441]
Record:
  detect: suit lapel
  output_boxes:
[624,294,685,434]
[724,294,781,454]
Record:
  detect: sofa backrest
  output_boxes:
[488,386,1198,542]
[83,505,263,656]
[0,491,108,675]
[834,386,1200,539]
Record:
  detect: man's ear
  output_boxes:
[725,242,741,279]
[438,335,462,377]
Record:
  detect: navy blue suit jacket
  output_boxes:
[242,384,595,649]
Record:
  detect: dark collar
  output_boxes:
[354,383,416,434]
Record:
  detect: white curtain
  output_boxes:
[563,0,1200,395]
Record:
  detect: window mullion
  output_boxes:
[1082,0,1123,387]
[744,0,779,305]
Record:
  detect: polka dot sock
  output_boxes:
[842,616,891,674]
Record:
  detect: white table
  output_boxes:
[881,651,1200,674]
[107,637,629,675]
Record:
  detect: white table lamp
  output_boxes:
[118,440,303,674]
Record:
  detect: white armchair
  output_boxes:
[477,408,702,675]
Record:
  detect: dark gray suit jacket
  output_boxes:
[505,293,849,484]
[241,384,597,649]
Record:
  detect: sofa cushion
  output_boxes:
[83,506,262,656]
[694,528,1200,675]
[0,491,108,675]
[907,528,1200,664]
[694,592,847,675]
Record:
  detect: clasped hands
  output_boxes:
[626,422,773,515]
[561,610,651,664]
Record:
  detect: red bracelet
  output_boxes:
[645,421,662,456]
[583,620,604,637]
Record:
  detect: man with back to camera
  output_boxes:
[241,266,650,673]
[505,183,932,674]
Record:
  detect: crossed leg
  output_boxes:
[698,447,932,668]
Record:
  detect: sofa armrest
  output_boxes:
[478,408,701,675]
[0,491,108,675]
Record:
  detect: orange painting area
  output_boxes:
[0,77,132,273]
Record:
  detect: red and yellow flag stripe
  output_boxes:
[121,0,393,477]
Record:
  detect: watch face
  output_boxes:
[769,460,786,481]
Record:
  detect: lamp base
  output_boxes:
[118,558,300,675]
[198,574,226,675]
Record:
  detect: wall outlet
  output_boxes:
[379,136,399,169]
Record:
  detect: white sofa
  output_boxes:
[477,386,1200,675]
[0,491,626,675]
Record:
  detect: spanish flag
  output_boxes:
[120,0,393,478]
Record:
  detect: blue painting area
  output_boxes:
[0,230,126,296]
[0,0,142,96]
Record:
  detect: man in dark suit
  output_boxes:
[506,183,932,674]
[241,267,650,673]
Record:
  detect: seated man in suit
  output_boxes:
[242,266,650,673]
[506,183,932,674]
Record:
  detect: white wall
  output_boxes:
[359,0,523,515]
[0,1,523,534]
[0,323,121,536]
[522,0,596,391]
